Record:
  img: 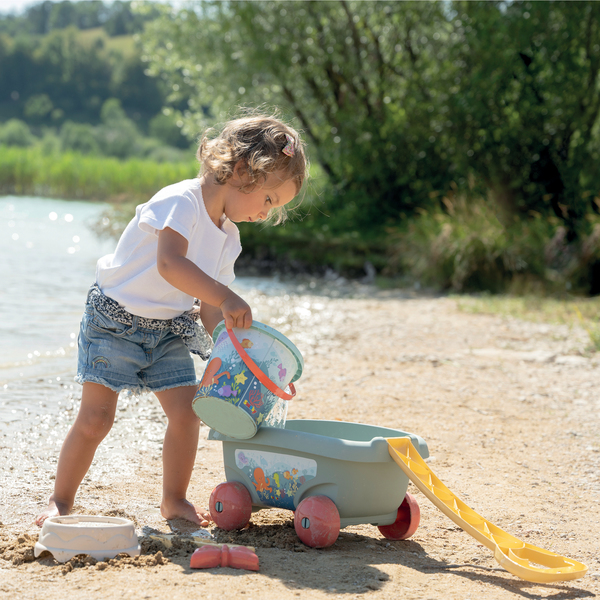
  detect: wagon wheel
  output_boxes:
[209,482,253,531]
[294,495,340,548]
[378,492,420,540]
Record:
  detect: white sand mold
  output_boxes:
[35,515,140,563]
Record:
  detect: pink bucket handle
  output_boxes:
[226,328,296,401]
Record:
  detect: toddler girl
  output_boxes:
[36,112,308,527]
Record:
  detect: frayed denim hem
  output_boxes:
[74,374,135,394]
[75,374,198,395]
[148,380,200,393]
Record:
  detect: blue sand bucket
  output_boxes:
[192,321,303,439]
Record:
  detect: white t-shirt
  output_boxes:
[96,178,242,319]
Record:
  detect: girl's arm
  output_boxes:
[199,303,223,337]
[157,226,252,330]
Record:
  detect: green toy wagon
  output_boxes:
[208,419,428,548]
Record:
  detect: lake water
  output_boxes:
[0,197,114,426]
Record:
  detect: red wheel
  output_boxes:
[378,492,420,540]
[209,482,252,530]
[294,495,340,548]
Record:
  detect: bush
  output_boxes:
[37,129,62,154]
[95,98,142,158]
[385,195,600,294]
[0,119,35,147]
[23,94,54,121]
[146,145,194,163]
[60,121,100,154]
[148,112,190,149]
[94,121,138,158]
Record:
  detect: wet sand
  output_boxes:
[1,289,599,599]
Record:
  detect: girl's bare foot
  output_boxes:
[35,497,71,527]
[161,498,211,527]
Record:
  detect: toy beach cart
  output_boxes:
[208,419,427,546]
[194,322,588,584]
[207,422,588,583]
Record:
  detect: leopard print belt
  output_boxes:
[87,283,212,360]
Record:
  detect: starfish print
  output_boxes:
[234,371,248,385]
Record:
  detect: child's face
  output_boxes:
[224,171,297,224]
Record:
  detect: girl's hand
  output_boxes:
[220,291,253,329]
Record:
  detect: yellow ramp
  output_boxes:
[387,437,588,583]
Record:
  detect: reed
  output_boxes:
[386,195,600,295]
[0,146,198,202]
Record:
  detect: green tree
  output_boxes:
[23,1,54,35]
[139,0,456,233]
[0,2,167,128]
[0,1,160,37]
[32,27,113,119]
[59,120,100,154]
[0,118,34,146]
[149,111,189,148]
[23,93,53,121]
[447,1,600,240]
[110,53,165,122]
[95,97,141,157]
[104,1,162,36]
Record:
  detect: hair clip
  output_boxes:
[282,134,295,157]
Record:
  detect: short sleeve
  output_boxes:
[138,193,197,241]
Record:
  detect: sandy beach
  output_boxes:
[1,289,599,599]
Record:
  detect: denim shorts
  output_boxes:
[76,303,199,394]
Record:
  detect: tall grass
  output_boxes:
[386,195,600,295]
[0,145,198,203]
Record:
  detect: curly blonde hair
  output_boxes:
[197,111,308,223]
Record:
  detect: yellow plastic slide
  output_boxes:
[387,437,588,583]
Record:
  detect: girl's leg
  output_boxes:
[154,385,210,527]
[36,382,118,526]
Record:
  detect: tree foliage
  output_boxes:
[0,1,160,36]
[140,0,600,241]
[0,2,165,127]
[448,1,600,240]
[140,1,457,232]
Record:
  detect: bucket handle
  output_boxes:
[226,328,296,401]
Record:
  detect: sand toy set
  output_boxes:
[192,321,588,583]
